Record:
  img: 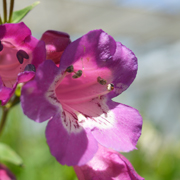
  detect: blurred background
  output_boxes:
[1,0,180,179]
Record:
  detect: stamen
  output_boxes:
[24,64,36,72]
[16,50,29,64]
[66,65,74,72]
[97,76,107,85]
[72,70,82,79]
[107,83,114,91]
[0,41,3,52]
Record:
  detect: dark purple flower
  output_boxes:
[40,30,71,66]
[21,29,142,166]
[0,22,46,105]
[0,164,16,180]
[74,145,144,180]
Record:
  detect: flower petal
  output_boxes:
[0,22,31,45]
[74,145,144,180]
[91,100,143,152]
[40,30,71,65]
[21,60,60,122]
[0,77,12,102]
[18,71,35,83]
[69,98,142,152]
[46,114,98,166]
[57,29,137,100]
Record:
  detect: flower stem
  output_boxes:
[3,0,7,23]
[8,0,14,23]
[0,95,20,138]
[0,14,3,25]
[0,106,9,138]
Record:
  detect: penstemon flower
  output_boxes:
[0,22,46,105]
[40,30,71,66]
[21,29,142,166]
[0,164,16,180]
[74,144,144,180]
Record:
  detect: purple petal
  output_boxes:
[0,77,16,105]
[0,22,31,45]
[91,100,143,152]
[40,30,71,64]
[21,60,60,122]
[68,97,142,152]
[58,29,137,98]
[17,71,35,83]
[0,77,12,102]
[74,145,144,180]
[46,114,98,166]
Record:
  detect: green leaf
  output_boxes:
[0,143,23,166]
[11,1,40,23]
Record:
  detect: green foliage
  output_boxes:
[1,104,180,180]
[0,143,23,166]
[11,1,40,23]
[1,104,77,180]
[123,120,180,180]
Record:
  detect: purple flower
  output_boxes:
[74,145,144,180]
[0,22,46,105]
[21,29,142,166]
[40,30,71,66]
[0,164,16,180]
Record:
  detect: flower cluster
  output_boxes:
[0,21,143,179]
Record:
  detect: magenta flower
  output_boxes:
[21,29,142,166]
[0,22,46,105]
[0,164,16,180]
[40,30,71,66]
[74,145,144,180]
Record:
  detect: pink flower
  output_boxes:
[40,30,71,66]
[74,145,144,180]
[0,164,16,180]
[21,29,142,166]
[0,22,46,105]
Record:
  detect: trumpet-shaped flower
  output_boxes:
[21,29,142,166]
[0,164,16,180]
[0,22,46,105]
[74,145,144,180]
[40,30,71,66]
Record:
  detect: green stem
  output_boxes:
[0,107,9,137]
[0,14,3,25]
[8,0,14,23]
[0,95,20,138]
[3,0,7,23]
